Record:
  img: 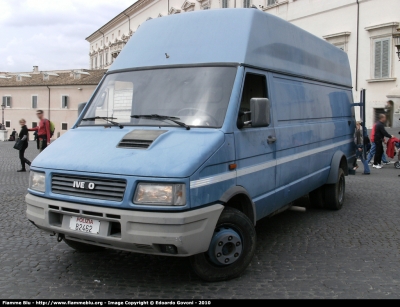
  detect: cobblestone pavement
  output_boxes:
[1,132,400,299]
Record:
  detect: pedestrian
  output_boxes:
[33,131,39,149]
[8,128,17,141]
[373,114,394,169]
[28,110,51,152]
[17,119,31,172]
[353,121,370,174]
[367,122,391,165]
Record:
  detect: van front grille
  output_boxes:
[51,175,126,202]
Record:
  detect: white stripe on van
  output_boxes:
[190,138,353,189]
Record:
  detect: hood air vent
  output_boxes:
[117,130,167,149]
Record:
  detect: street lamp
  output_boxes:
[394,32,400,61]
[1,102,5,130]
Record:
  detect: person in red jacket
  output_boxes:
[28,110,51,152]
[367,122,390,166]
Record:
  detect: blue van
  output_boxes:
[26,8,356,281]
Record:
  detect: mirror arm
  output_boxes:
[243,120,252,125]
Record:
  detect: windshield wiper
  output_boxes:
[82,116,124,129]
[131,114,190,130]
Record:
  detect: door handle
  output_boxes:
[267,136,277,144]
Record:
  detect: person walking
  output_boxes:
[17,119,31,172]
[28,110,51,152]
[367,122,390,166]
[373,114,393,169]
[353,121,370,174]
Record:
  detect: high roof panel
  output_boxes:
[109,8,352,87]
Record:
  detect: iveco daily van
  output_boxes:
[26,8,356,281]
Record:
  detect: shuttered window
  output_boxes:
[374,38,390,79]
[222,0,228,8]
[62,96,68,109]
[2,96,11,107]
[32,96,37,109]
[267,0,276,5]
[243,0,250,8]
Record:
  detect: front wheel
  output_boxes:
[190,207,256,282]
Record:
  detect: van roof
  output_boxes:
[109,8,352,88]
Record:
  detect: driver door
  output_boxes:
[234,70,277,220]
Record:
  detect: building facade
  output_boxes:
[0,66,106,140]
[86,0,400,128]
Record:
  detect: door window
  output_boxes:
[238,73,267,127]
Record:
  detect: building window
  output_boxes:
[105,53,108,65]
[2,96,11,108]
[106,37,108,43]
[32,122,38,128]
[100,54,103,67]
[62,96,68,109]
[118,30,120,37]
[112,34,114,41]
[222,0,228,8]
[373,37,391,79]
[62,123,68,131]
[95,57,97,69]
[101,40,103,45]
[5,121,10,128]
[16,76,22,81]
[267,0,275,6]
[32,96,38,108]
[243,0,251,8]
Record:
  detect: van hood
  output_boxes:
[32,127,225,178]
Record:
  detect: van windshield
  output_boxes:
[80,66,237,128]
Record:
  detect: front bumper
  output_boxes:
[26,193,224,256]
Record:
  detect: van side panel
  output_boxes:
[266,73,355,214]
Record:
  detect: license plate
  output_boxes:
[69,216,100,234]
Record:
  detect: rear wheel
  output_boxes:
[64,238,105,252]
[190,207,256,282]
[394,161,400,169]
[324,168,345,210]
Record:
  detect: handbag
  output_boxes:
[13,138,24,151]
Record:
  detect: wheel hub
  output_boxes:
[208,227,243,266]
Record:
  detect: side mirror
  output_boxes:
[77,102,87,116]
[250,98,271,127]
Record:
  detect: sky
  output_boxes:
[0,0,138,72]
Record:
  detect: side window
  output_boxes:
[238,73,267,127]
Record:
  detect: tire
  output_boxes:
[190,207,256,282]
[324,168,345,210]
[64,238,105,252]
[309,187,325,209]
[394,161,400,169]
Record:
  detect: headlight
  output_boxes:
[29,171,46,193]
[134,183,186,206]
